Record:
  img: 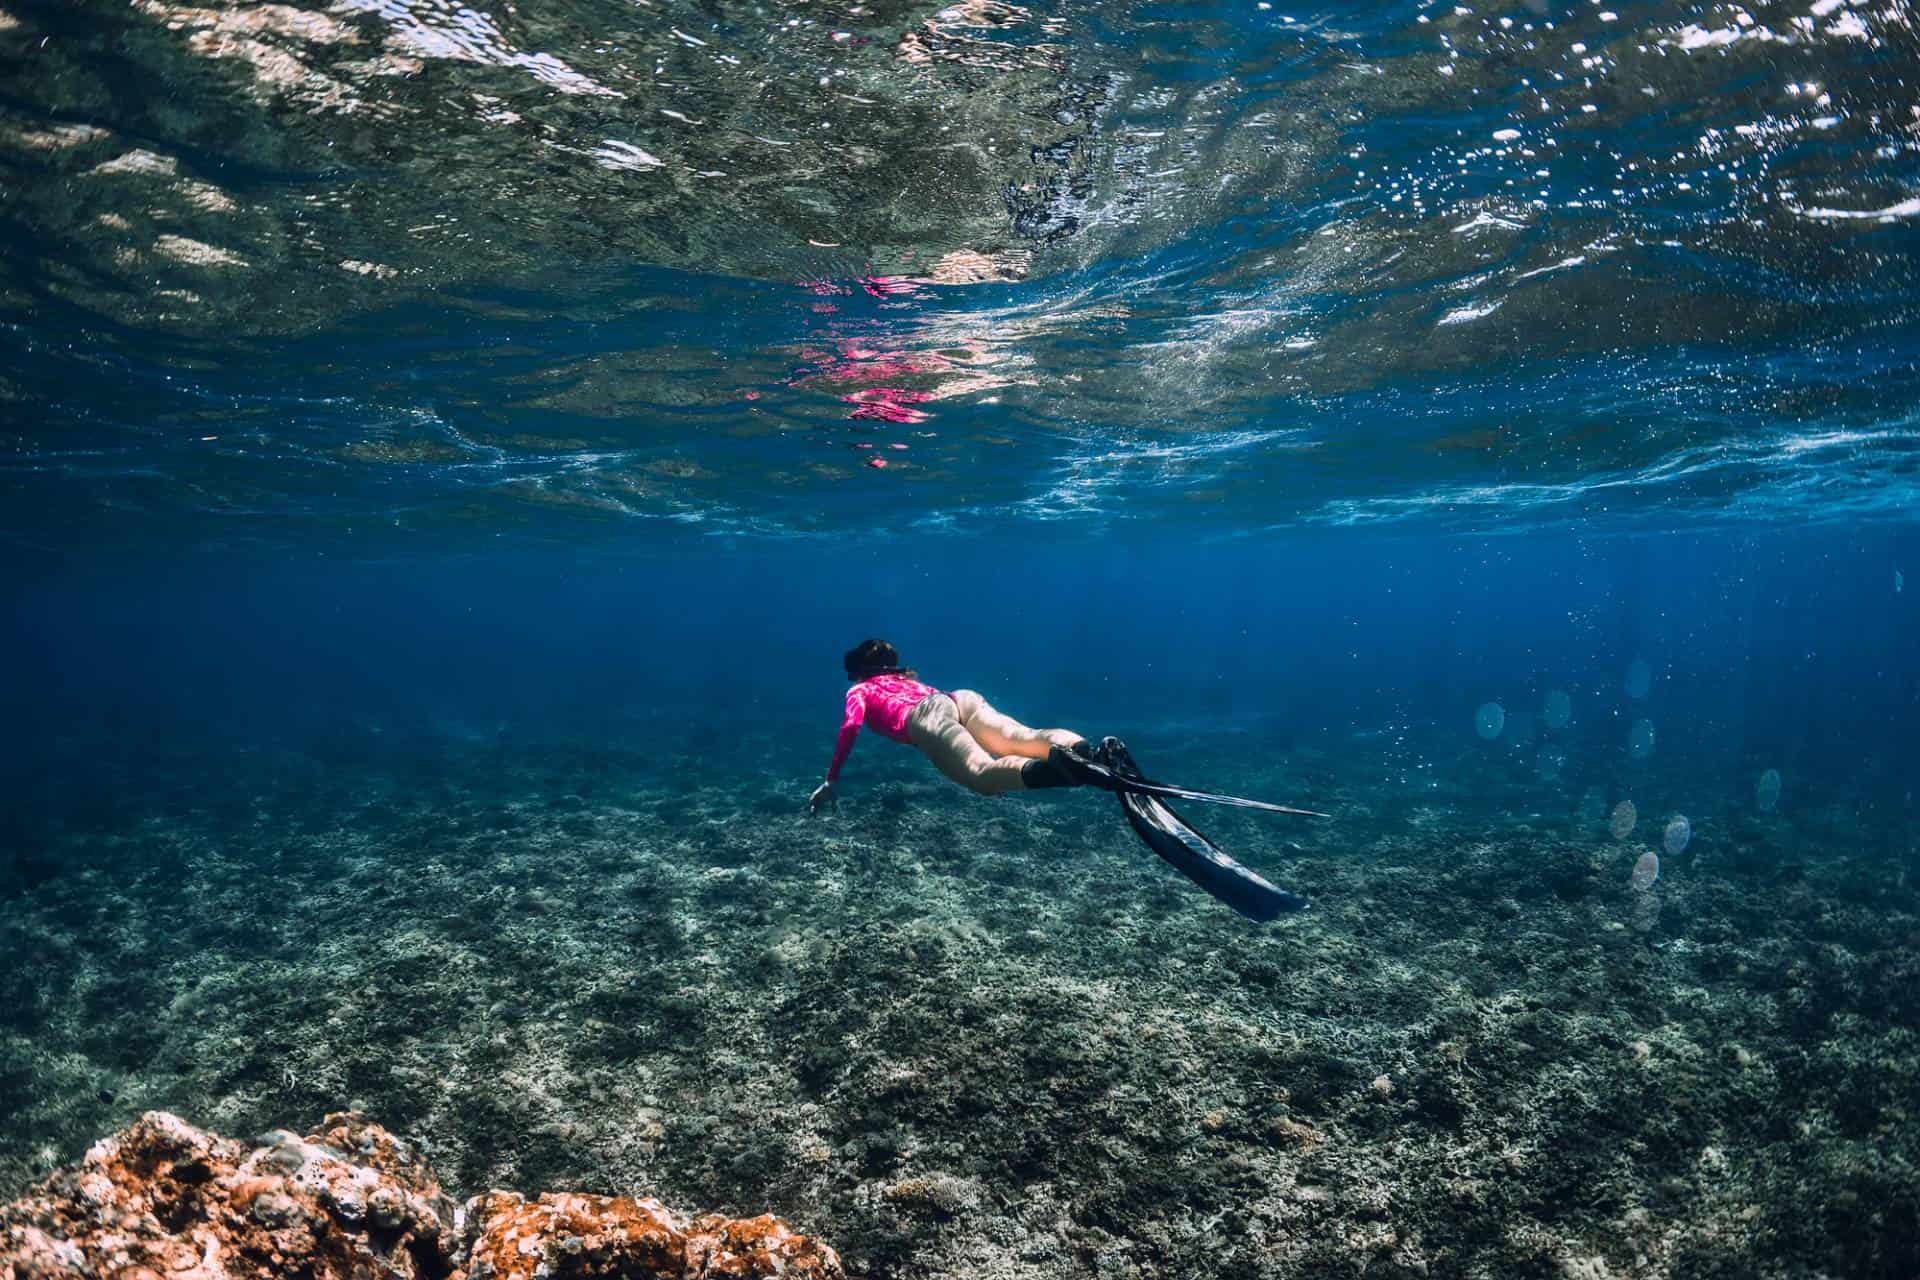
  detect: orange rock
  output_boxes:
[686,1213,843,1279]
[457,1191,685,1279]
[1,1114,840,1280]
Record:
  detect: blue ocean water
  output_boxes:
[4,0,1920,1274]
[5,532,1919,807]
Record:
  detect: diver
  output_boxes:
[806,639,1106,814]
[808,639,1326,922]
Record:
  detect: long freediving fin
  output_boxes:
[1101,739,1311,922]
[1062,743,1329,818]
[1108,777,1328,818]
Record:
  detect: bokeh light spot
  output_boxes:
[1535,745,1566,781]
[1624,658,1653,700]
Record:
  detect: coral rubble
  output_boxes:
[0,1111,840,1280]
[4,726,1918,1278]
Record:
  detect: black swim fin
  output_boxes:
[1110,777,1328,818]
[1100,738,1311,922]
[1043,742,1329,818]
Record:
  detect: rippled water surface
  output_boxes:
[4,0,1918,544]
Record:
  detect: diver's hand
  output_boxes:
[808,780,837,814]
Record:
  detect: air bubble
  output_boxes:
[1628,718,1655,760]
[1663,815,1691,856]
[1475,702,1506,740]
[1542,688,1572,730]
[1624,657,1652,700]
[1610,799,1637,839]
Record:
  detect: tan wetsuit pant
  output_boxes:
[906,690,1084,796]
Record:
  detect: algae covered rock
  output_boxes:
[454,1191,840,1280]
[0,1112,841,1280]
[0,1110,452,1280]
[457,1190,685,1280]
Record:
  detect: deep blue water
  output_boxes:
[6,528,1916,845]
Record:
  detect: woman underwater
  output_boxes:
[807,640,1321,920]
[807,639,1109,813]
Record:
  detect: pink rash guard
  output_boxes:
[827,673,938,781]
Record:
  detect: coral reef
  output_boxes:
[0,1111,839,1280]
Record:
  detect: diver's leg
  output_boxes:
[907,695,1030,796]
[949,689,1084,759]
